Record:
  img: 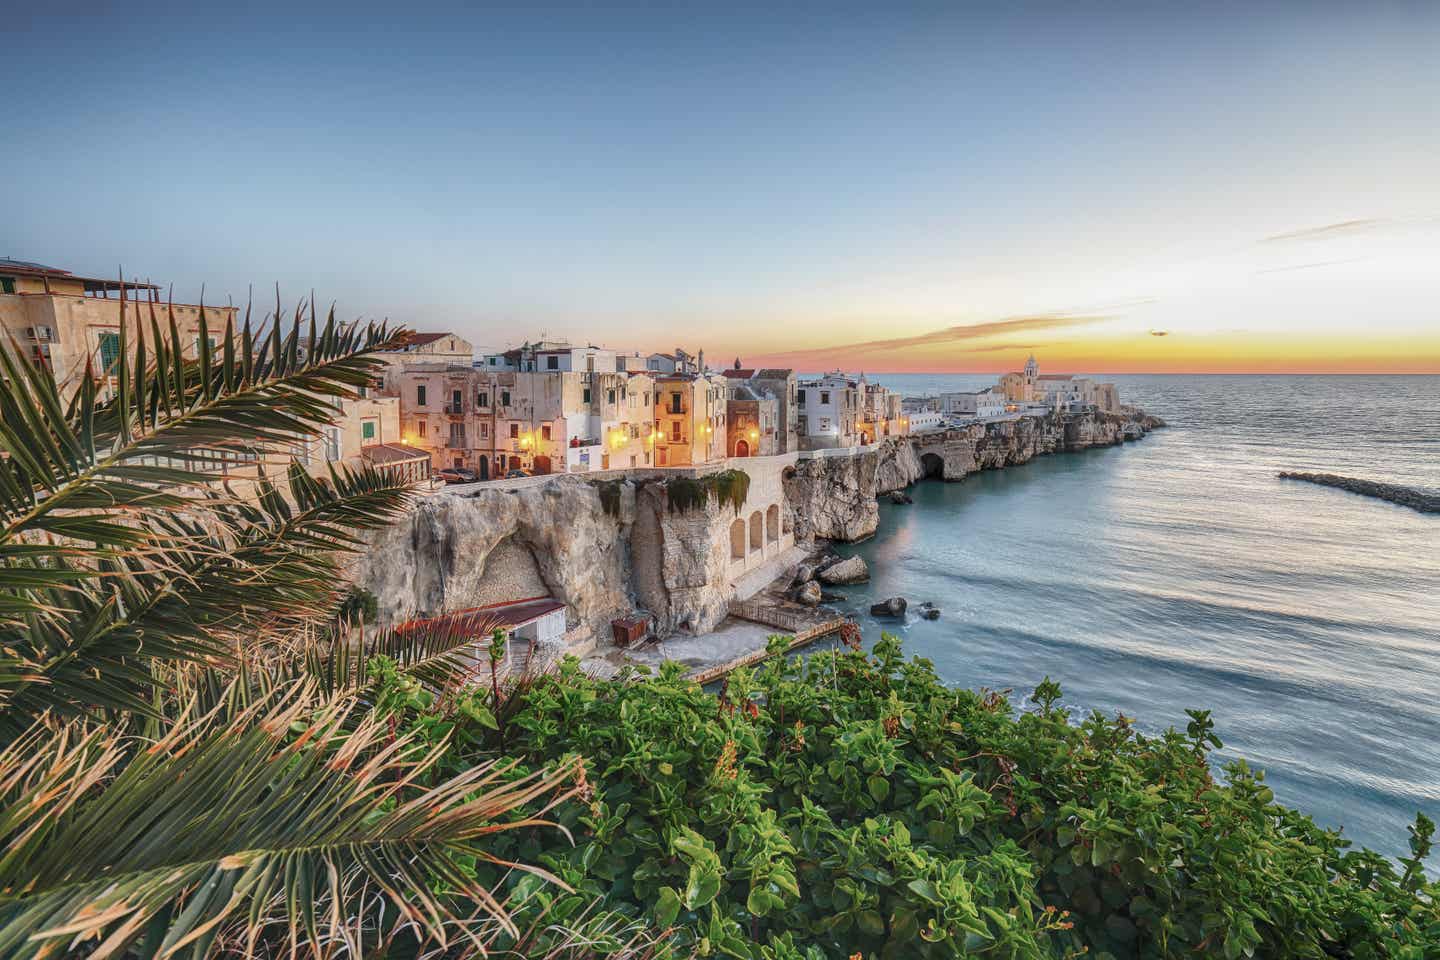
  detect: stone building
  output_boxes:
[796,372,862,449]
[652,372,729,466]
[722,364,799,453]
[725,383,779,457]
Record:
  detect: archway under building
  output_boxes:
[920,452,945,480]
[734,439,750,458]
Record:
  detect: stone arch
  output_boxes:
[766,504,780,542]
[734,438,750,458]
[748,511,763,553]
[730,518,746,560]
[920,451,945,480]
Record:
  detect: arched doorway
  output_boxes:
[478,455,489,480]
[735,439,750,458]
[533,455,553,475]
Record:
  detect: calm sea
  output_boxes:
[827,374,1440,864]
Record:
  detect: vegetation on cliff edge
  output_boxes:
[375,635,1439,959]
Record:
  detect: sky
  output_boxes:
[4,1,1438,374]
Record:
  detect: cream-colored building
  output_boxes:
[388,364,658,477]
[0,259,237,402]
[652,373,728,466]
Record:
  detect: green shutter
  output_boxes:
[362,420,376,440]
[98,332,122,373]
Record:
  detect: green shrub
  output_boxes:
[375,635,1440,959]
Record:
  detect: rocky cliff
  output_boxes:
[784,409,1163,543]
[355,409,1162,647]
[354,477,636,642]
[355,457,798,645]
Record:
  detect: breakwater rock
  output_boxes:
[1278,472,1440,514]
[785,409,1161,542]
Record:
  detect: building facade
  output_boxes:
[652,372,728,466]
[796,372,862,449]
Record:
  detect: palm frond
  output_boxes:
[0,459,417,731]
[0,682,581,960]
[307,607,509,697]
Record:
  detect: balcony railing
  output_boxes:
[446,435,468,448]
[444,402,465,414]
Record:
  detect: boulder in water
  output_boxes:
[917,602,940,620]
[870,596,907,617]
[794,580,822,606]
[818,556,869,585]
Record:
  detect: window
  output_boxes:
[583,388,591,403]
[417,385,427,406]
[547,355,558,370]
[97,332,122,373]
[361,419,377,441]
[607,389,616,405]
[541,425,551,441]
[323,427,341,461]
[0,277,14,294]
[477,391,488,407]
[415,418,426,435]
[480,422,489,439]
[670,421,681,441]
[820,391,830,404]
[501,390,511,406]
[669,393,683,414]
[451,389,462,410]
[644,391,650,405]
[797,390,806,406]
[509,423,519,438]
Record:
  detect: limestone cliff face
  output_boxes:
[355,477,635,640]
[631,484,740,638]
[356,456,798,644]
[786,410,1162,544]
[784,438,924,542]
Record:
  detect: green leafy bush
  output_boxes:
[376,634,1439,959]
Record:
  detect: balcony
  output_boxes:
[444,402,465,415]
[446,435,468,449]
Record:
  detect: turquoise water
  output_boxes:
[825,374,1440,864]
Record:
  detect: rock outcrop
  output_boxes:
[1278,472,1440,514]
[785,409,1160,543]
[870,597,907,617]
[355,477,633,640]
[817,556,869,585]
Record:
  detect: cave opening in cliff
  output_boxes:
[920,452,945,480]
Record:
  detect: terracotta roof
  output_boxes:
[361,442,430,463]
[398,332,454,348]
[721,368,756,379]
[753,368,793,379]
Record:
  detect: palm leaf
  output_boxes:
[0,682,581,960]
[0,459,417,731]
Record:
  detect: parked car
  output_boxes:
[504,468,532,479]
[436,467,479,484]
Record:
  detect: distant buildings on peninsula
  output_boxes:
[0,257,1128,484]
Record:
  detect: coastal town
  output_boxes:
[0,256,1161,677]
[1,257,1132,485]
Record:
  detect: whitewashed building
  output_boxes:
[940,388,1007,420]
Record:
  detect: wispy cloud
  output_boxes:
[1256,257,1365,275]
[755,314,1107,365]
[1262,219,1382,243]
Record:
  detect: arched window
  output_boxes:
[730,519,746,560]
[766,504,780,542]
[748,511,763,553]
